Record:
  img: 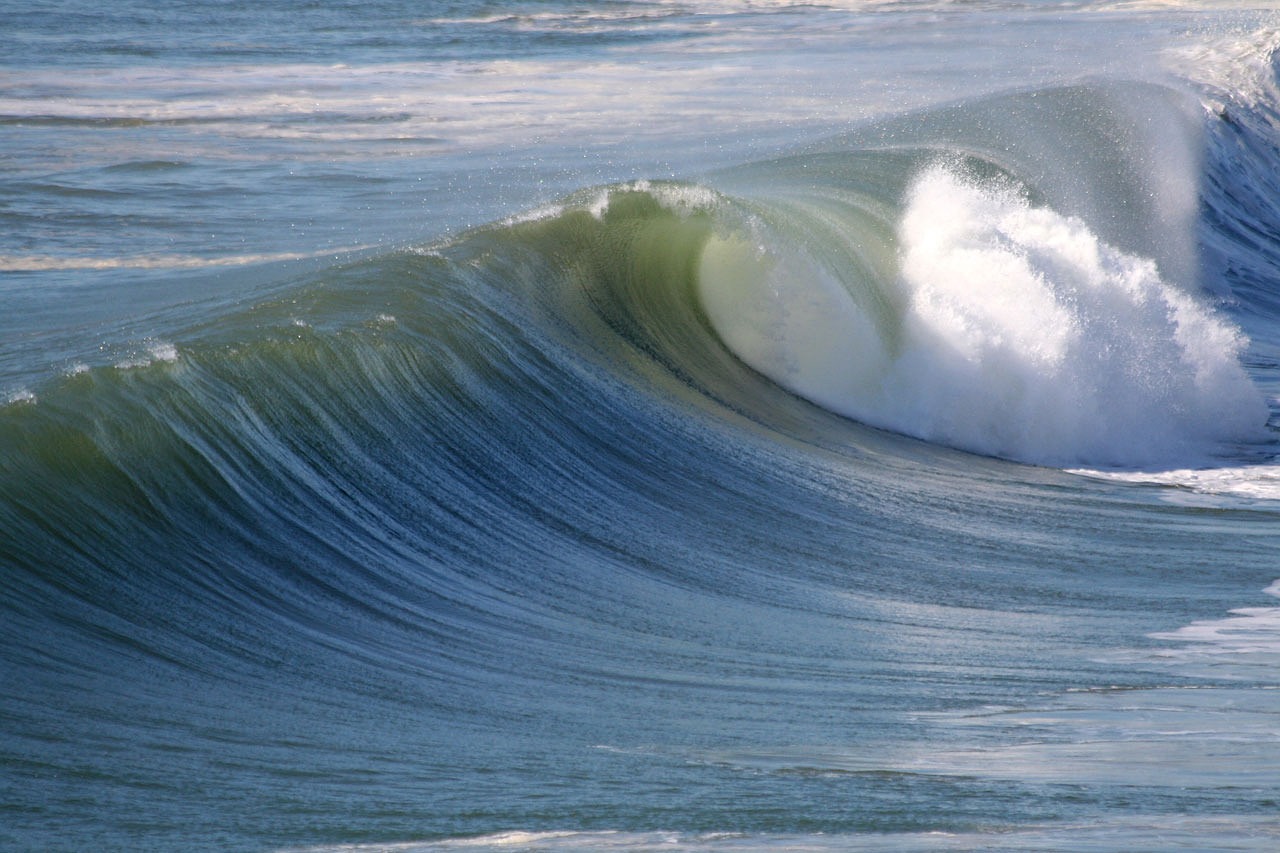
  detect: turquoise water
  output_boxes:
[4,2,1280,851]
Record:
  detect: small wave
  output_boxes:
[284,821,1280,852]
[0,248,372,272]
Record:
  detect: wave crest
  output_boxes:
[700,164,1268,468]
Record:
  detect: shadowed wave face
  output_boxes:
[4,7,1280,853]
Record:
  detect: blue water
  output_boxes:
[5,2,1280,851]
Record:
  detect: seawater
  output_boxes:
[4,2,1280,851]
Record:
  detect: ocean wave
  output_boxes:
[442,77,1277,469]
[8,80,1278,475]
[7,20,1280,849]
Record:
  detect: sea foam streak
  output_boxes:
[288,821,1280,852]
[700,165,1268,468]
[1069,464,1280,503]
[1150,579,1280,658]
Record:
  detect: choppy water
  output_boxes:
[5,2,1280,851]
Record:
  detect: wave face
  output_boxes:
[5,4,1280,853]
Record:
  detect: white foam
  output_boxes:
[581,180,719,220]
[700,165,1269,468]
[1070,464,1280,502]
[1149,579,1280,656]
[0,57,846,163]
[644,182,721,217]
[4,389,36,407]
[499,180,719,228]
[1167,25,1280,114]
[114,341,179,370]
[501,201,571,227]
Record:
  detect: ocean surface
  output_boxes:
[5,1,1280,850]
